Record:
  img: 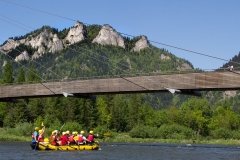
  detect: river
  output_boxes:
[0,142,240,160]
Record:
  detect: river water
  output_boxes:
[0,142,240,160]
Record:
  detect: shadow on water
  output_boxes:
[1,142,240,160]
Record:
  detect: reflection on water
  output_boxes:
[0,142,240,160]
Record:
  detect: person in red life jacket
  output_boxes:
[68,132,76,145]
[65,130,70,138]
[60,132,69,146]
[86,130,98,144]
[77,131,88,145]
[31,127,39,145]
[38,126,45,142]
[49,130,59,146]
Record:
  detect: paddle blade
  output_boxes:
[41,122,44,127]
[103,133,111,137]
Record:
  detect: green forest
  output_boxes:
[1,25,240,142]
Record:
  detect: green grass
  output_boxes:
[98,133,240,145]
[1,128,240,146]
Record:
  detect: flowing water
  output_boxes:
[0,142,240,160]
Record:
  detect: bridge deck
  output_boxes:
[0,71,239,100]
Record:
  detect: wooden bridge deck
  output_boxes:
[0,70,240,101]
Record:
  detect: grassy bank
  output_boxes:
[101,133,240,145]
[1,128,240,146]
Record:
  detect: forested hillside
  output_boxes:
[1,23,240,140]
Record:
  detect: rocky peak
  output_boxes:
[49,34,64,53]
[131,36,149,52]
[15,50,29,62]
[26,29,50,48]
[92,24,125,48]
[65,21,85,44]
[0,39,24,53]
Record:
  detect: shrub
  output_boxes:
[15,122,34,136]
[157,124,194,139]
[129,124,158,138]
[232,130,240,140]
[210,128,232,139]
[63,122,82,133]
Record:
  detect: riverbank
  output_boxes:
[1,129,240,146]
[101,133,240,145]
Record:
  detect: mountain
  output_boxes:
[0,21,193,78]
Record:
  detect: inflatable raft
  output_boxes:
[30,142,100,151]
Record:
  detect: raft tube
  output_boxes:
[30,142,100,151]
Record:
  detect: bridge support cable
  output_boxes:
[3,0,240,67]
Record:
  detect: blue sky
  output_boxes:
[0,0,240,70]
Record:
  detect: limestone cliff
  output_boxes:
[0,39,25,53]
[131,36,149,52]
[65,21,85,44]
[177,63,192,70]
[92,24,125,48]
[49,34,64,53]
[15,51,29,61]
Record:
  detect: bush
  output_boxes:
[63,122,82,133]
[129,124,158,138]
[210,128,232,139]
[5,122,33,137]
[94,125,111,135]
[232,130,240,139]
[15,122,34,136]
[157,124,194,139]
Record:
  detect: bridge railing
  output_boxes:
[0,67,237,86]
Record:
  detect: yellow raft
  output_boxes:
[30,142,100,151]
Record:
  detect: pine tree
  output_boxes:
[2,62,14,84]
[16,67,25,83]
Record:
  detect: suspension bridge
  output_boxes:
[0,69,239,102]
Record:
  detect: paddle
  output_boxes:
[59,123,65,134]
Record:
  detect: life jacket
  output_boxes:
[50,134,57,145]
[69,135,75,142]
[60,135,68,146]
[38,134,44,142]
[78,135,83,142]
[31,131,38,140]
[87,134,94,142]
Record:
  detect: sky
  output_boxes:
[0,0,240,70]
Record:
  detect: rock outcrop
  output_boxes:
[15,51,29,61]
[131,36,149,52]
[160,54,171,60]
[65,21,85,44]
[24,29,64,59]
[177,63,192,70]
[223,91,237,99]
[0,39,25,53]
[49,34,64,53]
[92,24,125,48]
[25,29,50,48]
